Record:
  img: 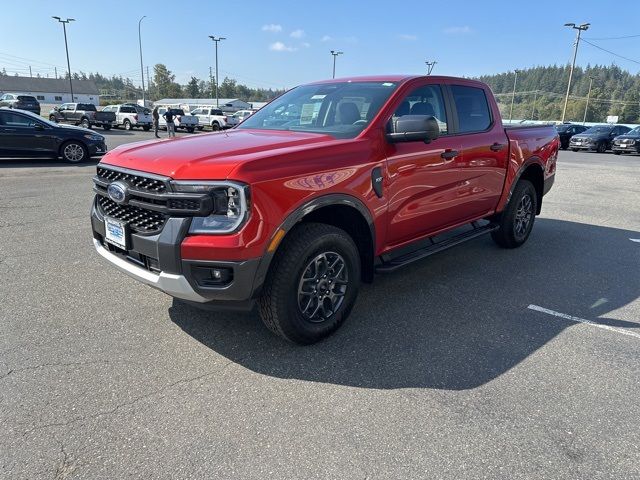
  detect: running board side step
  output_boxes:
[375,223,498,273]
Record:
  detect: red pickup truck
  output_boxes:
[91,76,558,344]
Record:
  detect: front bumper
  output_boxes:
[612,144,640,153]
[569,142,595,150]
[91,199,261,308]
[88,141,107,156]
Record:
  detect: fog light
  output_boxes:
[192,266,233,287]
[212,269,222,279]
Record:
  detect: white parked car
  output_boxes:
[102,104,152,131]
[226,109,255,127]
[190,107,229,131]
[157,107,198,133]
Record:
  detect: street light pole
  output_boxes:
[425,61,437,75]
[208,36,226,107]
[562,22,590,123]
[138,16,146,105]
[330,50,343,79]
[583,77,594,125]
[52,16,75,102]
[509,70,518,122]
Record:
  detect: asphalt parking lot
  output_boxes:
[1,135,639,478]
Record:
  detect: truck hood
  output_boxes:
[100,129,336,179]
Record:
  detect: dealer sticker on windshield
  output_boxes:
[104,217,128,250]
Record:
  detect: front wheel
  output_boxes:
[613,151,622,155]
[49,115,58,123]
[60,141,88,163]
[571,148,579,152]
[491,179,537,249]
[597,142,607,153]
[103,124,112,131]
[143,125,150,131]
[186,127,195,133]
[259,223,361,344]
[80,117,91,129]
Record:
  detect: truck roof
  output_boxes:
[308,75,488,88]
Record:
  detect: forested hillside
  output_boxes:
[476,64,640,123]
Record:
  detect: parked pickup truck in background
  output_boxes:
[102,104,152,131]
[157,107,198,133]
[226,109,255,127]
[190,107,228,131]
[91,75,558,344]
[50,103,116,130]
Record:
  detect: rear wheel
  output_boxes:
[187,127,195,133]
[80,117,91,129]
[49,115,58,123]
[103,124,112,131]
[60,141,88,163]
[613,150,622,155]
[124,119,132,130]
[143,125,150,131]
[491,180,537,249]
[259,223,361,344]
[571,148,579,152]
[211,122,220,131]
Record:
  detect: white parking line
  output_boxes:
[527,304,640,340]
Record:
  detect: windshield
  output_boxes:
[583,126,611,134]
[627,126,640,135]
[237,81,399,139]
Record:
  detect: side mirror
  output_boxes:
[386,115,440,144]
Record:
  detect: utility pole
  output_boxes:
[562,22,590,122]
[54,67,58,79]
[531,90,538,120]
[330,50,343,79]
[425,61,437,75]
[52,16,75,102]
[29,66,32,78]
[509,70,518,122]
[208,36,226,107]
[209,66,214,98]
[583,77,594,125]
[146,65,151,99]
[138,16,146,105]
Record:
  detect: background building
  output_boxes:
[0,76,99,105]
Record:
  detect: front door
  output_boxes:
[0,110,56,156]
[385,82,466,246]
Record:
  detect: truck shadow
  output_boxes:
[169,219,639,390]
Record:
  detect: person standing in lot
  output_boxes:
[152,106,160,138]
[163,108,176,138]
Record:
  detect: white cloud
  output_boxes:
[290,29,305,39]
[321,35,332,42]
[262,24,282,33]
[269,41,297,52]
[301,42,311,48]
[443,26,472,35]
[399,34,417,41]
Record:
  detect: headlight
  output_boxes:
[170,181,250,234]
[84,134,104,141]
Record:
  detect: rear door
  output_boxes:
[447,83,509,217]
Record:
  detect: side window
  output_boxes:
[55,96,63,101]
[392,84,448,135]
[0,111,37,127]
[451,85,492,133]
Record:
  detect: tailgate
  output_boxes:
[95,111,116,122]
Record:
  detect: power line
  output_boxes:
[585,33,640,40]
[581,39,640,66]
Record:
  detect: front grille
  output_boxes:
[98,196,167,234]
[97,166,167,193]
[167,198,201,210]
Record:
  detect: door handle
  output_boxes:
[441,149,459,160]
[490,142,506,152]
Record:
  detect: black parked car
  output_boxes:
[612,126,640,155]
[569,124,632,153]
[0,108,106,163]
[0,93,41,115]
[555,123,588,150]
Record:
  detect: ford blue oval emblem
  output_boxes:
[107,181,128,204]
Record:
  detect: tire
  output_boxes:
[596,142,607,153]
[103,124,112,131]
[491,179,537,249]
[211,122,220,131]
[124,119,132,131]
[60,141,88,163]
[571,148,579,152]
[197,126,204,131]
[613,151,621,155]
[561,141,568,150]
[143,125,150,131]
[80,117,91,129]
[187,127,195,133]
[49,115,58,123]
[259,223,361,345]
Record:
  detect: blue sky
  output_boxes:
[2,0,640,89]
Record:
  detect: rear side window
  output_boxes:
[211,109,223,116]
[78,103,97,111]
[451,85,492,133]
[121,106,135,113]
